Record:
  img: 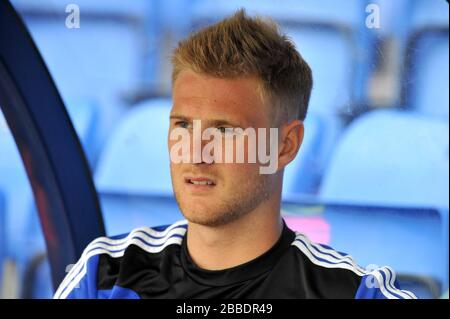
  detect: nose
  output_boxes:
[192,136,216,165]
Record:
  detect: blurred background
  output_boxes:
[0,0,448,299]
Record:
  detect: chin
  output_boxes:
[181,206,244,228]
[179,204,215,223]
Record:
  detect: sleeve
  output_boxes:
[53,250,101,299]
[53,232,133,299]
[354,266,417,299]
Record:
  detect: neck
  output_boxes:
[185,194,283,271]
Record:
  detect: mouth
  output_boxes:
[184,176,216,190]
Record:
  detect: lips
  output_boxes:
[184,176,216,190]
[188,179,214,185]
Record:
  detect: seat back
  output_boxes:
[282,202,448,297]
[320,109,449,209]
[405,31,449,119]
[95,98,173,195]
[16,0,151,162]
[319,109,449,293]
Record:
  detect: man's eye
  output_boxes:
[217,127,233,134]
[176,121,190,129]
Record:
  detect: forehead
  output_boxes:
[172,70,269,126]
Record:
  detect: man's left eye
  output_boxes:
[217,127,233,134]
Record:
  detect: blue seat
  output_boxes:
[15,2,151,165]
[283,112,342,197]
[11,0,149,14]
[190,0,366,26]
[396,275,441,299]
[95,98,173,195]
[31,255,53,299]
[321,205,446,298]
[407,0,449,31]
[397,0,449,119]
[95,98,183,235]
[320,109,449,209]
[98,193,182,237]
[65,99,100,166]
[403,30,449,119]
[280,27,355,196]
[282,202,446,298]
[319,109,449,293]
[281,15,363,195]
[375,0,448,42]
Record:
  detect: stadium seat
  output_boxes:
[95,98,183,235]
[379,0,448,43]
[11,0,149,14]
[320,109,449,208]
[403,30,449,119]
[20,252,52,299]
[190,0,365,26]
[65,99,99,166]
[13,0,150,165]
[319,109,449,294]
[407,0,449,30]
[282,25,354,196]
[283,112,342,197]
[324,205,446,299]
[396,0,449,119]
[396,274,441,299]
[282,202,447,298]
[99,192,182,237]
[95,98,173,195]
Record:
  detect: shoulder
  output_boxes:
[289,231,417,299]
[53,219,188,299]
[79,218,188,260]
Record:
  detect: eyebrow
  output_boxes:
[169,114,242,128]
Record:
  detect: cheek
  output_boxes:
[220,162,261,185]
[169,161,183,183]
[170,163,182,177]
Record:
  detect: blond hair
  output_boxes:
[171,9,313,124]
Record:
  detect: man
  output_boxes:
[54,10,416,299]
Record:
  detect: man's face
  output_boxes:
[169,70,277,227]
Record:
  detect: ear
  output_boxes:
[277,120,304,171]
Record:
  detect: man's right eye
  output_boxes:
[175,121,191,129]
